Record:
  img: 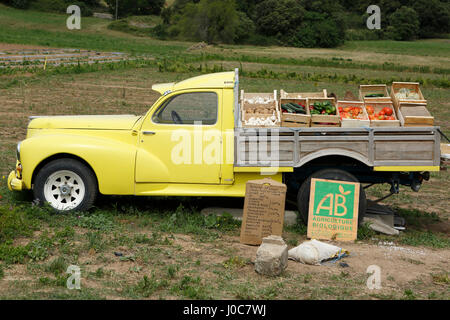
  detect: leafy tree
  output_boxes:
[172,0,200,12]
[254,0,305,37]
[0,0,32,8]
[291,11,345,48]
[173,0,240,44]
[235,11,256,43]
[413,0,450,37]
[235,0,262,19]
[74,0,99,7]
[387,6,420,40]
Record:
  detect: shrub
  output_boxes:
[70,1,93,17]
[105,0,165,18]
[74,0,99,7]
[29,0,67,13]
[387,6,420,41]
[7,0,31,9]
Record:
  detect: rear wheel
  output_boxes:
[297,168,366,226]
[34,158,97,212]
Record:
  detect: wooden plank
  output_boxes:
[239,152,294,162]
[239,141,294,152]
[375,141,434,160]
[280,89,327,99]
[300,141,369,156]
[399,104,434,126]
[281,121,310,127]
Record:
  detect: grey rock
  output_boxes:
[255,235,288,276]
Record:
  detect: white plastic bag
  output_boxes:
[288,239,348,265]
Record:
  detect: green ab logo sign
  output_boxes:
[314,181,355,219]
[308,178,360,241]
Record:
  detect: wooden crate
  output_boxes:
[241,90,280,127]
[308,97,340,127]
[365,101,400,127]
[390,82,426,108]
[279,96,310,127]
[280,89,327,99]
[396,102,434,127]
[337,101,369,128]
[359,84,391,103]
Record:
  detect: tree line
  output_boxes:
[2,0,449,47]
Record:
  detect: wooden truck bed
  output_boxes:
[234,127,441,169]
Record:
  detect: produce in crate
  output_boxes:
[338,101,369,127]
[394,88,421,101]
[339,105,363,120]
[366,104,395,121]
[281,102,307,114]
[309,101,336,115]
[364,93,384,98]
[244,115,278,126]
[241,90,280,127]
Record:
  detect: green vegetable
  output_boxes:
[364,93,384,98]
[310,101,336,115]
[282,103,306,114]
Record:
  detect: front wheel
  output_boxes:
[297,168,366,226]
[33,158,98,212]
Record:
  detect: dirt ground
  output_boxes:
[0,43,50,51]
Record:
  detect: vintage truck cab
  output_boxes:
[8,69,441,223]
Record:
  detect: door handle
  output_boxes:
[142,131,156,136]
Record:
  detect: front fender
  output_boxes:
[20,133,137,195]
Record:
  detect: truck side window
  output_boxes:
[153,92,218,125]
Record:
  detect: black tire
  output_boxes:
[297,168,366,226]
[33,158,98,213]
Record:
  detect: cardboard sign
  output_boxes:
[240,178,287,245]
[307,178,360,241]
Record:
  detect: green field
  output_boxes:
[0,6,449,300]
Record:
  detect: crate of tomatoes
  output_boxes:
[337,101,369,128]
[365,102,400,127]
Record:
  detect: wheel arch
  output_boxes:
[295,149,372,168]
[31,153,99,188]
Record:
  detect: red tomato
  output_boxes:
[366,105,374,115]
[382,107,393,116]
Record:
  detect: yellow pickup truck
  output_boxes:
[8,69,441,223]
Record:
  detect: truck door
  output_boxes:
[135,90,223,184]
